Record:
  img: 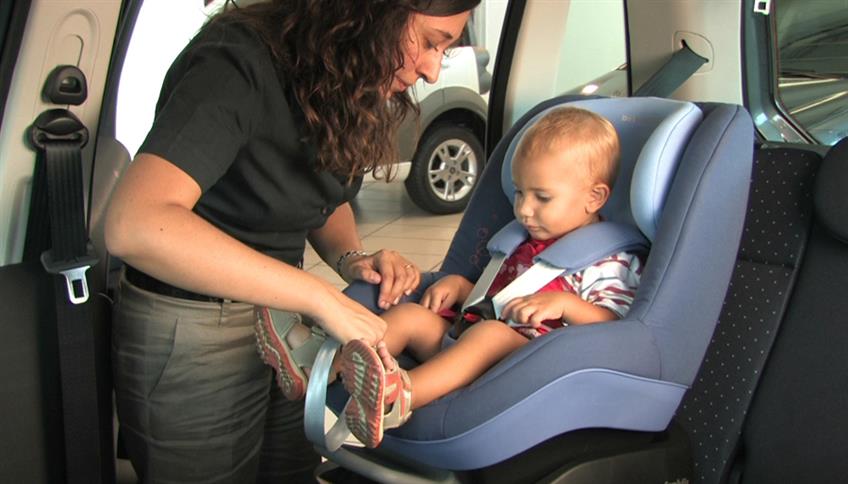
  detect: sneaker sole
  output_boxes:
[255,308,307,400]
[340,340,386,448]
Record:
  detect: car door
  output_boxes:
[0,1,129,482]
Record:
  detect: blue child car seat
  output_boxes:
[306,95,754,480]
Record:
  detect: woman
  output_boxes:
[104,0,479,482]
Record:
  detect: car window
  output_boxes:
[116,0,222,157]
[774,0,847,146]
[556,1,628,97]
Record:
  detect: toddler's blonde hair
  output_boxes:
[514,106,620,188]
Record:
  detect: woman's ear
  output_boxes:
[586,183,611,214]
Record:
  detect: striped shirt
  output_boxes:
[488,237,643,337]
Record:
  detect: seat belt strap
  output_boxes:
[461,221,649,323]
[633,42,708,98]
[461,220,527,312]
[30,110,98,303]
[490,261,566,321]
[461,253,508,312]
[28,109,105,484]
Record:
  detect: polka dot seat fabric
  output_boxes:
[676,146,822,484]
[677,137,848,484]
[739,138,848,483]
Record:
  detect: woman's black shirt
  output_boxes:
[139,20,361,266]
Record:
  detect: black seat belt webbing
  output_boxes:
[28,109,105,484]
[633,41,708,98]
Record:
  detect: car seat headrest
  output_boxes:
[501,97,703,241]
[814,137,848,243]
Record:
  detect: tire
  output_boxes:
[405,123,485,214]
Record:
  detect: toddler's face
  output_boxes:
[511,150,603,241]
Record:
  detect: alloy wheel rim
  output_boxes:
[426,138,478,202]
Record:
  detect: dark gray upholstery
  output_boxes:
[814,138,848,242]
[737,137,848,483]
[740,224,848,483]
[675,146,821,484]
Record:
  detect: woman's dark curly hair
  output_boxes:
[210,0,480,180]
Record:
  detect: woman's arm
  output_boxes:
[309,203,421,309]
[306,202,366,280]
[105,153,385,344]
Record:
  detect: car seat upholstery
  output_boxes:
[676,137,848,484]
[737,137,848,483]
[311,95,754,478]
[675,144,822,483]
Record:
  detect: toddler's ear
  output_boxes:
[586,183,610,213]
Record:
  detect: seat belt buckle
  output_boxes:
[40,244,99,305]
[462,298,496,321]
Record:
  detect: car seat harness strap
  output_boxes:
[462,220,649,324]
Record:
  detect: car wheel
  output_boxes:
[405,123,485,214]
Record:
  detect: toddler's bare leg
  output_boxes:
[401,320,528,409]
[380,303,451,362]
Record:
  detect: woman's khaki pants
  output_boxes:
[112,275,319,483]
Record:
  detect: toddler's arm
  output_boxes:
[501,291,617,327]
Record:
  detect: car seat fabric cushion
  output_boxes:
[739,138,848,483]
[814,137,848,242]
[625,103,753,385]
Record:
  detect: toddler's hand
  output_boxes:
[501,292,570,326]
[420,275,472,313]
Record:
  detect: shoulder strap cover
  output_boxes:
[465,221,649,318]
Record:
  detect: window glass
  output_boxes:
[116,0,222,157]
[775,0,848,146]
[556,0,628,97]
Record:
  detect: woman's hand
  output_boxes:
[343,249,421,310]
[419,274,473,313]
[311,284,388,346]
